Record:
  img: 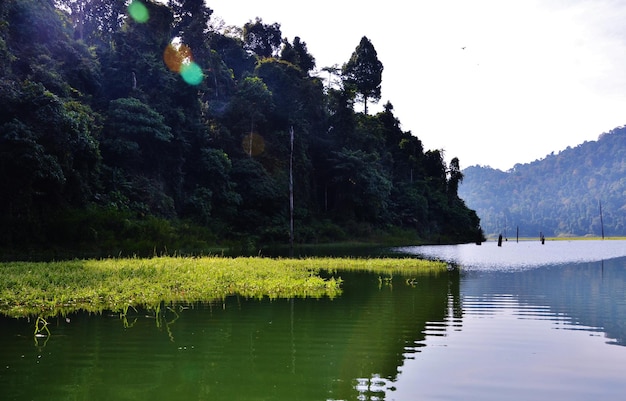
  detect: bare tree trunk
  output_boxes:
[289,126,294,256]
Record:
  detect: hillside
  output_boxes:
[459,126,626,237]
[0,0,482,257]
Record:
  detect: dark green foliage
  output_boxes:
[342,36,383,114]
[280,36,315,74]
[169,0,213,54]
[0,1,12,75]
[0,1,483,256]
[55,0,126,45]
[243,18,282,58]
[459,126,626,237]
[224,76,273,141]
[207,33,255,81]
[327,148,392,222]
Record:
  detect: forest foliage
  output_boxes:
[459,126,626,237]
[0,0,482,256]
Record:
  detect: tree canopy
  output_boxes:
[0,0,482,256]
[342,36,383,114]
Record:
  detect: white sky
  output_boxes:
[198,0,626,171]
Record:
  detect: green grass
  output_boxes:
[0,256,446,318]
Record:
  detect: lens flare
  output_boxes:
[163,41,204,86]
[180,61,204,86]
[242,133,265,156]
[163,43,192,73]
[128,0,149,23]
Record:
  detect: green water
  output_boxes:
[3,244,626,401]
[0,271,455,401]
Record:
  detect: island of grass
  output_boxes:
[0,256,447,319]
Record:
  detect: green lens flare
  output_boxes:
[128,1,149,23]
[180,62,204,85]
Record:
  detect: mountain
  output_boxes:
[459,126,626,237]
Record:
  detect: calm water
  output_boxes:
[1,240,626,400]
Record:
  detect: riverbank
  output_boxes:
[0,256,447,319]
[0,225,441,262]
[0,207,481,261]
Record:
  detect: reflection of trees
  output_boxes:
[463,258,626,346]
[0,270,461,401]
[345,269,463,400]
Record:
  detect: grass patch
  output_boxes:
[0,256,446,318]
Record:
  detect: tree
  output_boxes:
[0,80,101,234]
[0,0,13,76]
[208,31,256,81]
[102,97,172,173]
[54,0,126,45]
[255,59,309,125]
[424,149,447,191]
[377,102,424,184]
[168,0,213,59]
[230,157,285,240]
[342,36,383,114]
[327,148,392,222]
[243,18,282,58]
[0,0,486,251]
[224,76,274,155]
[99,0,174,102]
[447,157,463,202]
[280,36,315,74]
[182,148,240,225]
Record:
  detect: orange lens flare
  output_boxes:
[242,133,266,156]
[163,43,193,73]
[163,43,204,85]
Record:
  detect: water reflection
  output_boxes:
[459,258,626,346]
[1,247,626,400]
[394,291,626,401]
[0,271,456,401]
[389,242,626,400]
[400,239,626,347]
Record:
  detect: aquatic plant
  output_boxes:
[0,256,446,318]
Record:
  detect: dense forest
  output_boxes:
[0,0,482,257]
[459,126,626,238]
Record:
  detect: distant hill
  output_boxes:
[459,126,626,237]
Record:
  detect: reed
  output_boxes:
[0,256,446,318]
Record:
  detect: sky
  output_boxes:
[196,0,626,171]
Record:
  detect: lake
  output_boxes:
[1,240,625,400]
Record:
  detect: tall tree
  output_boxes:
[168,0,213,59]
[280,36,315,74]
[342,36,383,114]
[223,76,274,156]
[424,149,447,192]
[102,97,172,174]
[447,156,463,202]
[99,0,173,102]
[327,148,392,222]
[243,18,282,58]
[55,0,126,45]
[208,31,256,81]
[0,81,101,224]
